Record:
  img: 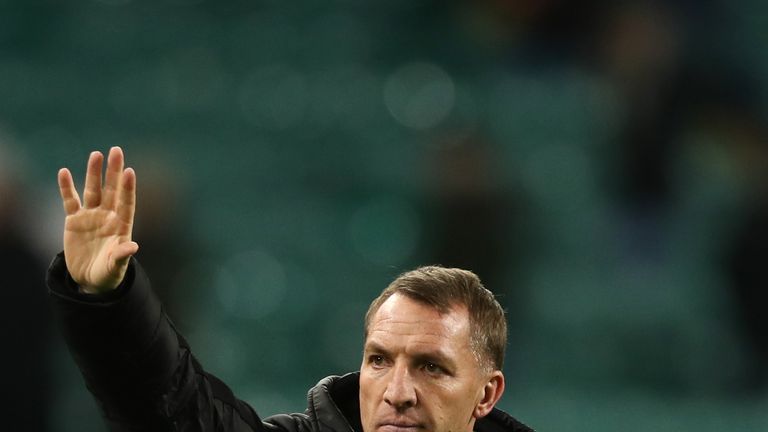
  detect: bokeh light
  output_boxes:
[3,1,767,431]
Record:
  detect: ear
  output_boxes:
[473,371,505,419]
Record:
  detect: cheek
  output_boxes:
[358,374,378,419]
[435,383,481,419]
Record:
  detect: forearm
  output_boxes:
[48,252,181,426]
[47,252,262,431]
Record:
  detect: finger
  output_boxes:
[101,146,124,210]
[58,168,82,215]
[113,240,139,262]
[83,151,104,208]
[117,167,137,234]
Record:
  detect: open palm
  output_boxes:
[58,147,138,293]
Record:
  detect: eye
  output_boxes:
[424,362,444,375]
[369,355,386,368]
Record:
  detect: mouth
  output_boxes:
[377,422,424,432]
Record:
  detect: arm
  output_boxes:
[50,147,261,431]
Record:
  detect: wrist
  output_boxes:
[77,277,123,294]
[78,285,110,295]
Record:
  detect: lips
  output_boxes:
[378,425,423,432]
[377,419,424,432]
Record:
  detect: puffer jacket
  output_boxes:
[47,253,534,432]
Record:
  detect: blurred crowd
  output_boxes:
[1,0,766,431]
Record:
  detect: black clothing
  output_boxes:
[47,253,533,432]
[3,231,50,431]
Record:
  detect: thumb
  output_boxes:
[113,241,139,263]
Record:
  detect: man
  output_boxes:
[47,147,534,431]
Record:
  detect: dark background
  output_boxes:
[1,0,767,430]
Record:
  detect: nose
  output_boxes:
[383,363,417,410]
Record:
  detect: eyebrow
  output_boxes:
[363,341,458,371]
[362,341,391,356]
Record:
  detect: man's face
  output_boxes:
[359,294,503,432]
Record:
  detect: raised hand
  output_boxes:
[58,147,139,294]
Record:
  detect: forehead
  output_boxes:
[365,294,471,352]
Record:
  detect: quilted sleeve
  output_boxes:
[47,252,271,432]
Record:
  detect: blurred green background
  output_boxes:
[1,0,767,430]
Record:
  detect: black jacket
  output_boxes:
[47,253,534,432]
